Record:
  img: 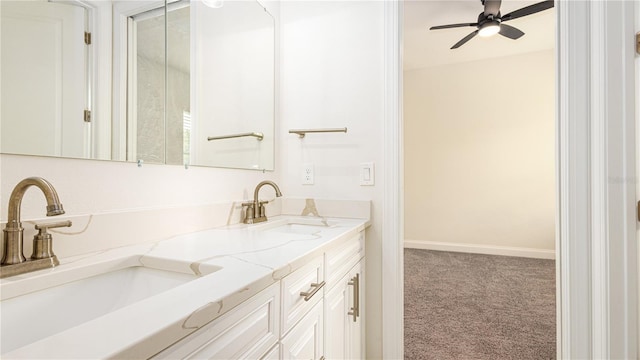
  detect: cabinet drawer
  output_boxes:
[281,256,324,335]
[325,232,364,288]
[153,282,280,360]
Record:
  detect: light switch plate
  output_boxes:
[360,162,374,186]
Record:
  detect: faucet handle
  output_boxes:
[31,220,71,261]
[34,220,72,231]
[241,202,255,222]
[257,201,270,218]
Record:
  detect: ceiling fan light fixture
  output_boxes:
[478,21,500,37]
[430,0,553,49]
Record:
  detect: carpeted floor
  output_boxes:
[404,249,556,360]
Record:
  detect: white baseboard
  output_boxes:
[404,240,556,260]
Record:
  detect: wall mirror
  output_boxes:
[0,0,275,171]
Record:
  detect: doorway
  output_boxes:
[402,1,556,358]
[380,1,637,358]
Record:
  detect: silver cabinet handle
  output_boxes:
[355,273,360,318]
[300,281,326,301]
[347,273,360,322]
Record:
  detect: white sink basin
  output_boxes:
[248,217,337,235]
[0,256,221,354]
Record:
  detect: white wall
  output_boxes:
[0,154,278,222]
[278,1,385,357]
[404,50,556,256]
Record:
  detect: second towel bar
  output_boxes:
[207,132,264,141]
[289,127,347,138]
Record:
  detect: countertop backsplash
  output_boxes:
[0,198,371,260]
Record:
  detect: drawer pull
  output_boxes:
[300,281,326,301]
[347,273,360,322]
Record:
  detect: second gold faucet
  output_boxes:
[242,181,282,224]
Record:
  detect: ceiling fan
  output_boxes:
[430,0,554,49]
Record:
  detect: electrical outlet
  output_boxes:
[302,163,314,185]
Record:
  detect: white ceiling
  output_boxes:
[403,0,555,70]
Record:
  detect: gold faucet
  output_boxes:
[243,181,282,224]
[1,177,66,278]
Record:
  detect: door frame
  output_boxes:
[555,1,637,357]
[381,1,639,359]
[51,0,113,160]
[112,1,165,162]
[635,0,640,352]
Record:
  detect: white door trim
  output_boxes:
[111,1,164,162]
[556,0,638,358]
[634,1,640,357]
[382,1,404,359]
[636,0,640,354]
[382,1,638,359]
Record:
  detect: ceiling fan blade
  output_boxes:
[501,0,554,22]
[451,30,479,49]
[484,0,502,16]
[499,24,525,39]
[430,23,478,30]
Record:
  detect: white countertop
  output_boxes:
[0,215,369,359]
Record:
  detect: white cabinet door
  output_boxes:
[324,275,349,359]
[324,260,364,360]
[349,261,364,359]
[281,300,324,360]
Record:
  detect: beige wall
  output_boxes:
[404,50,555,253]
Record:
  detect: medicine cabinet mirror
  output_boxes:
[0,0,275,171]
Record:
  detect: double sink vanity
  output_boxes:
[0,178,369,359]
[1,0,368,357]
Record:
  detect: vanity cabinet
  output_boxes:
[153,231,365,360]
